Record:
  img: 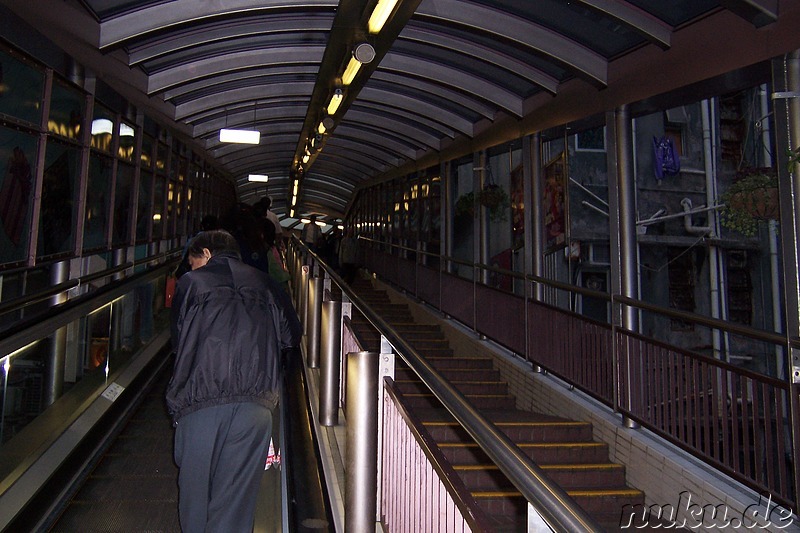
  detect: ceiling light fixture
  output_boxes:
[327,89,343,115]
[302,153,310,164]
[219,102,260,144]
[292,180,299,196]
[317,121,327,135]
[219,128,260,144]
[248,174,269,182]
[342,56,361,86]
[290,209,295,218]
[368,0,399,34]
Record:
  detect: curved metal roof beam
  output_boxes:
[148,47,324,94]
[213,140,299,164]
[340,109,441,151]
[299,189,349,209]
[300,176,356,196]
[325,125,418,160]
[334,116,434,153]
[164,67,320,100]
[98,0,338,48]
[718,0,778,27]
[127,15,333,65]
[370,71,496,120]
[416,0,607,86]
[352,102,456,139]
[175,82,315,121]
[314,139,398,170]
[217,146,298,170]
[379,52,523,117]
[188,99,308,127]
[400,26,560,93]
[304,158,374,182]
[577,0,672,48]
[357,87,474,137]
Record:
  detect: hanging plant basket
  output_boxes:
[477,184,509,221]
[454,191,475,218]
[720,168,778,237]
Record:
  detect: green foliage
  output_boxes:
[719,168,778,237]
[454,191,475,218]
[477,185,509,222]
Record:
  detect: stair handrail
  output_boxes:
[293,236,604,533]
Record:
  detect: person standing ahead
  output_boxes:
[167,229,301,532]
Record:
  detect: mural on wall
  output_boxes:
[510,163,524,249]
[543,151,568,253]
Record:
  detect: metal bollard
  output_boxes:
[306,276,324,368]
[319,299,342,426]
[299,266,309,334]
[345,351,379,533]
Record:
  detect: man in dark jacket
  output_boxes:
[167,229,300,532]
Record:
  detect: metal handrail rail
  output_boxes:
[0,248,182,317]
[293,236,602,532]
[359,236,795,349]
[0,257,180,358]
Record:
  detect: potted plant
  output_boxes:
[719,167,778,237]
[454,191,476,219]
[477,184,509,222]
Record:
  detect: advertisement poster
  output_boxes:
[543,151,568,253]
[510,163,524,249]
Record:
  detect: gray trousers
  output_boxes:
[174,402,273,533]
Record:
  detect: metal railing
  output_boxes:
[289,237,602,532]
[357,236,799,512]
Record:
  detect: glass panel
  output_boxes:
[166,180,175,238]
[136,171,153,242]
[152,175,165,238]
[140,132,154,170]
[0,128,38,265]
[38,139,80,258]
[83,155,113,250]
[155,141,168,174]
[90,104,115,154]
[48,78,84,141]
[118,120,136,162]
[452,159,474,279]
[112,162,134,246]
[0,47,45,126]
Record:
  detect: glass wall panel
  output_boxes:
[83,155,113,250]
[0,47,45,126]
[48,78,84,141]
[136,170,153,242]
[451,158,474,279]
[112,162,134,246]
[153,175,165,238]
[118,120,136,162]
[90,104,115,153]
[38,139,80,258]
[0,128,38,265]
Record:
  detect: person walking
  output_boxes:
[167,229,301,532]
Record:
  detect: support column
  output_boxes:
[44,260,69,406]
[528,133,544,301]
[345,350,379,533]
[771,50,800,511]
[320,299,342,426]
[306,276,324,368]
[607,105,640,428]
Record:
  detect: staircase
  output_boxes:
[347,278,647,532]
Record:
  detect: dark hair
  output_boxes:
[187,229,241,259]
[262,219,276,247]
[200,214,219,231]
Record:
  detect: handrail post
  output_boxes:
[345,350,380,533]
[376,335,395,522]
[299,265,309,333]
[320,298,342,426]
[307,276,324,368]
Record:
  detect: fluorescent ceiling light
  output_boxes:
[248,174,269,182]
[91,118,113,135]
[342,56,361,86]
[301,218,311,224]
[317,122,326,135]
[315,220,326,227]
[368,0,399,34]
[293,181,299,196]
[290,209,295,218]
[219,128,260,144]
[153,213,162,221]
[302,153,310,164]
[327,90,343,115]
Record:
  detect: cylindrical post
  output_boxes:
[345,351,379,533]
[299,266,309,334]
[306,276,324,368]
[320,299,342,426]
